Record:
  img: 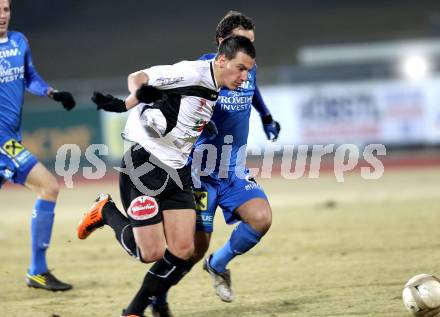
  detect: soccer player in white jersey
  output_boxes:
[0,0,75,291]
[77,35,256,317]
[152,11,280,315]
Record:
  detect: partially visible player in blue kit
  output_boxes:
[152,11,280,316]
[0,0,75,291]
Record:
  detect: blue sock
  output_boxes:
[153,293,168,307]
[29,199,55,275]
[210,222,262,273]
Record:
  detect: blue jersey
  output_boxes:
[192,53,270,181]
[0,31,50,143]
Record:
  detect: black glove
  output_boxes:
[262,115,281,141]
[91,91,127,112]
[204,120,218,136]
[136,84,164,103]
[52,91,76,111]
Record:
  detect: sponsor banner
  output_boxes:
[22,106,102,166]
[248,78,440,150]
[97,79,440,155]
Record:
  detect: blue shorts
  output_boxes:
[194,171,267,233]
[0,139,38,189]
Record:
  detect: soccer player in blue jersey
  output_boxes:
[0,0,75,291]
[151,11,280,316]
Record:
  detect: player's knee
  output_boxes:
[139,246,165,263]
[39,177,60,200]
[249,207,272,234]
[168,240,194,260]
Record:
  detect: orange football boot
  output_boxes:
[77,193,111,239]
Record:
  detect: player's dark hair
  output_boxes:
[215,11,255,46]
[216,35,256,60]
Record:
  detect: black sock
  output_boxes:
[124,249,192,315]
[153,258,196,307]
[102,203,139,258]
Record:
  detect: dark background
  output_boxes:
[9,0,440,81]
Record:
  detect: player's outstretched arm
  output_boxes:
[48,89,76,111]
[135,84,163,104]
[91,91,127,112]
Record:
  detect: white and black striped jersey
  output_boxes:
[123,60,219,169]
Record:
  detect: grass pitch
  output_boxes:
[0,167,439,317]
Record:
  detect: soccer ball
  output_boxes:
[403,274,440,316]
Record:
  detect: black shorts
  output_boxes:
[119,144,196,227]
